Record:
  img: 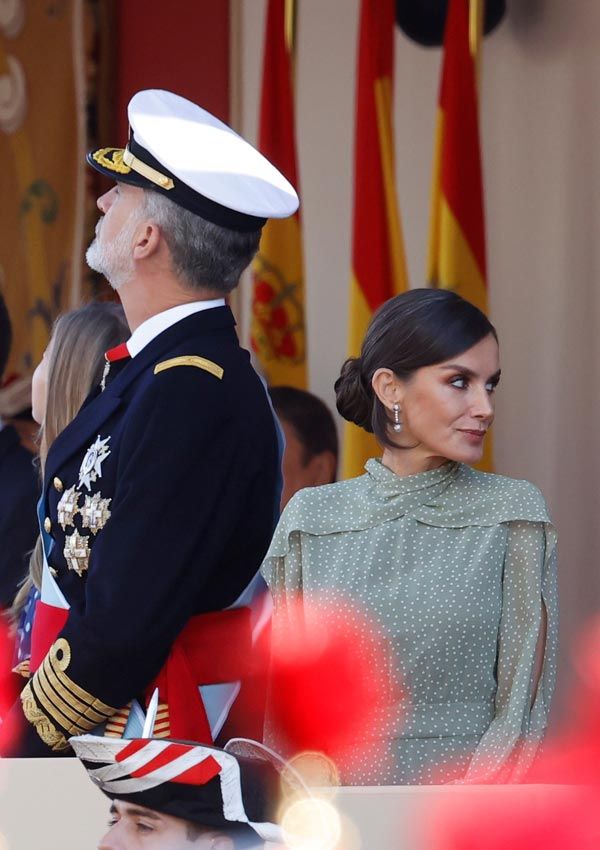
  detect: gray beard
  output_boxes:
[85,220,138,290]
[86,239,133,291]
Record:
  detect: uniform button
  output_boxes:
[44,517,52,534]
[53,477,64,493]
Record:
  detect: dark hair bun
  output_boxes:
[335,357,373,431]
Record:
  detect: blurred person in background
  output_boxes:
[0,374,38,455]
[10,301,129,678]
[263,288,557,786]
[269,386,338,509]
[0,294,40,609]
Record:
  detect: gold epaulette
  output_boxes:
[154,356,224,380]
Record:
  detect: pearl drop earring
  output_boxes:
[393,403,402,432]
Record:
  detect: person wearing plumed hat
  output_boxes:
[0,90,298,757]
[71,734,290,850]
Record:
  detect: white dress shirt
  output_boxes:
[126,299,226,358]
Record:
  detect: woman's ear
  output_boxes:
[371,367,402,411]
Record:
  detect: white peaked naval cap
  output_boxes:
[87,89,299,232]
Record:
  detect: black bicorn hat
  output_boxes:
[70,734,293,846]
[86,89,299,233]
[396,0,506,47]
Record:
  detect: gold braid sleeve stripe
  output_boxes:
[31,674,88,736]
[45,639,116,717]
[21,682,69,752]
[12,659,30,678]
[23,638,117,746]
[152,702,171,738]
[105,703,132,738]
[154,356,224,380]
[35,662,108,729]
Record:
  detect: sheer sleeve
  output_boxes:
[261,528,304,619]
[261,530,305,753]
[464,520,558,782]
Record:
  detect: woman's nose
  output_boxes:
[471,387,494,420]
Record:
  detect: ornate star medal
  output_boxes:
[81,493,112,534]
[64,530,91,577]
[78,435,111,491]
[57,485,81,531]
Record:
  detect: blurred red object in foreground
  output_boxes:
[0,615,17,705]
[267,597,393,773]
[570,614,600,742]
[429,616,600,850]
[0,613,18,728]
[429,788,600,850]
[525,615,600,787]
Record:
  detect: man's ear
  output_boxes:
[132,221,161,260]
[306,450,337,486]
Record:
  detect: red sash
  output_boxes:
[30,600,69,673]
[29,600,256,743]
[148,606,255,743]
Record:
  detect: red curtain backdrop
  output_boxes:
[114,0,230,144]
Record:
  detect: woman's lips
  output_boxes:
[460,429,486,441]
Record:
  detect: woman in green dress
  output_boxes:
[262,289,557,785]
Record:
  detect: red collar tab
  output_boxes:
[105,343,130,363]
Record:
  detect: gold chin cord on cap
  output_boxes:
[122,147,175,190]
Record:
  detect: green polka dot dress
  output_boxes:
[262,459,558,785]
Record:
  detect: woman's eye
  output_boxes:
[450,376,468,389]
[136,823,155,833]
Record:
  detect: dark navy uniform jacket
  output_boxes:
[2,306,279,756]
[0,425,38,607]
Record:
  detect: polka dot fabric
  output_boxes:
[262,459,558,785]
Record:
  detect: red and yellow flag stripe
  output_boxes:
[342,0,409,480]
[428,0,493,469]
[250,0,307,388]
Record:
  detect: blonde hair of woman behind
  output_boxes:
[11,301,129,623]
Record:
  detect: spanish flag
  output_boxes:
[428,0,492,468]
[251,0,307,388]
[342,0,409,479]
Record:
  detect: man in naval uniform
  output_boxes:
[0,90,298,756]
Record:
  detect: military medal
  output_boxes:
[79,435,111,491]
[64,530,91,577]
[57,485,81,531]
[100,358,110,392]
[81,493,112,534]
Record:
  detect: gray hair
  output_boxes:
[142,190,262,294]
